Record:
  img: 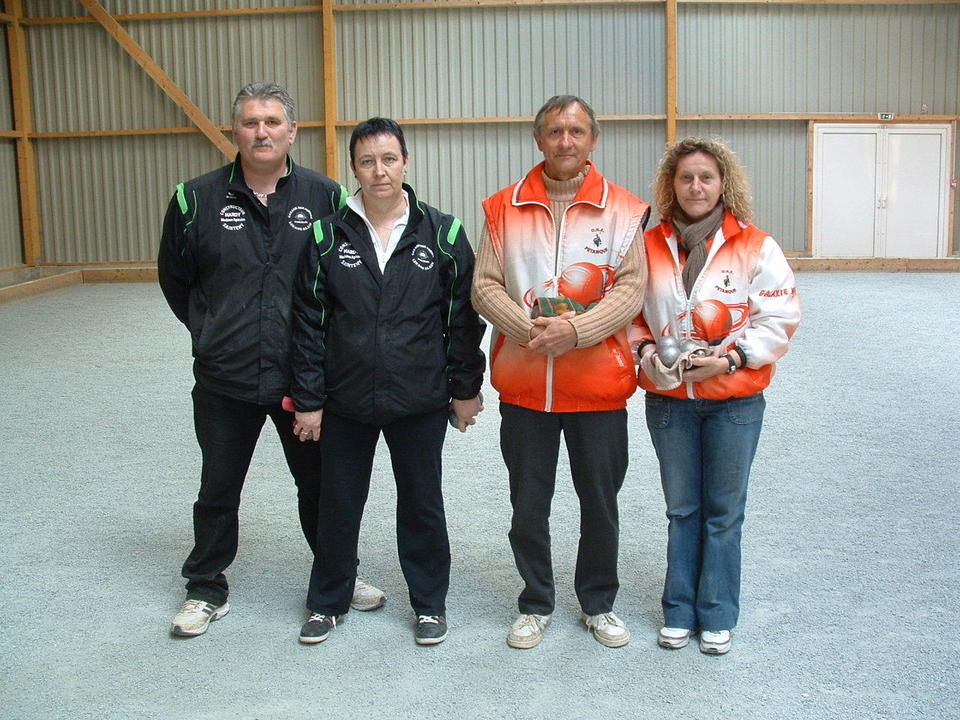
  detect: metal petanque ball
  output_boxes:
[656,335,681,367]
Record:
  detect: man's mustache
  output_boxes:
[252,140,273,148]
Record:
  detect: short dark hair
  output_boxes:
[533,95,600,138]
[232,82,295,126]
[349,117,408,165]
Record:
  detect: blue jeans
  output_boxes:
[644,392,765,631]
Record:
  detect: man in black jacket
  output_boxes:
[158,83,384,637]
[290,118,485,646]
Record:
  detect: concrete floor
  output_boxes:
[1,274,957,720]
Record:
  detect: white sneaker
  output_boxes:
[658,626,692,649]
[506,613,552,649]
[581,611,630,648]
[171,598,229,637]
[699,629,732,655]
[351,577,386,611]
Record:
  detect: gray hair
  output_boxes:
[533,95,600,138]
[231,82,296,126]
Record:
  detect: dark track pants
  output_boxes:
[182,384,323,605]
[500,402,628,616]
[306,408,450,616]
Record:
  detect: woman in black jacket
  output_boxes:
[290,118,485,647]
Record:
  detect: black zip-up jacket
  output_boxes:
[291,184,485,426]
[158,156,347,404]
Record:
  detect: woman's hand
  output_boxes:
[450,394,484,433]
[294,409,323,442]
[683,352,735,383]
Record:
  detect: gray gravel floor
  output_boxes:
[1,274,958,720]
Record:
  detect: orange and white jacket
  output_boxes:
[482,162,650,412]
[632,211,800,400]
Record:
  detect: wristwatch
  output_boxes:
[724,354,737,374]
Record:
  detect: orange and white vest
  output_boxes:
[482,162,650,412]
[633,211,800,400]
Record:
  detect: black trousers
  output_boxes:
[182,384,323,605]
[500,402,628,616]
[307,408,450,616]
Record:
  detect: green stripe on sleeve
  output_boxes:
[336,185,348,210]
[176,183,188,215]
[445,217,462,246]
[312,221,325,245]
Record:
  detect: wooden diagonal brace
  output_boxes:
[77,0,235,160]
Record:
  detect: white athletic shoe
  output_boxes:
[506,613,552,649]
[171,598,229,637]
[581,611,631,648]
[658,626,692,649]
[699,629,732,655]
[351,577,386,611]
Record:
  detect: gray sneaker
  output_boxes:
[414,615,448,645]
[351,577,386,612]
[171,598,230,637]
[299,613,338,644]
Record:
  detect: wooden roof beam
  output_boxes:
[76,0,235,160]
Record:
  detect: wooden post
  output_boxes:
[322,0,339,180]
[76,0,235,160]
[665,0,677,145]
[4,0,41,265]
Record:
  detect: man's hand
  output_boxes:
[450,394,484,433]
[294,409,323,442]
[528,311,578,356]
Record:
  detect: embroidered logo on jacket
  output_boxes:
[288,206,313,231]
[715,270,737,294]
[219,205,246,231]
[411,244,435,270]
[338,242,361,268]
[585,227,608,254]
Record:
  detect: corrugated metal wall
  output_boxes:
[5,2,959,266]
[678,4,960,115]
[337,5,663,121]
[0,141,22,269]
[1,26,23,269]
[24,5,326,265]
[25,1,313,17]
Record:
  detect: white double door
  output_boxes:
[813,123,951,258]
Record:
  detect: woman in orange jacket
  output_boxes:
[634,137,800,655]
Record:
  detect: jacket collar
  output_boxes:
[512,161,607,208]
[227,155,294,192]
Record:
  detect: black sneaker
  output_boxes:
[299,613,337,644]
[415,615,448,645]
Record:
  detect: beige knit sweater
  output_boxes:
[471,167,648,349]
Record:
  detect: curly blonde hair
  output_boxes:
[652,137,753,224]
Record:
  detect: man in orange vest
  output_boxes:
[472,95,650,649]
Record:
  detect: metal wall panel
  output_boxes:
[337,5,663,121]
[335,119,662,249]
[25,1,313,17]
[0,141,23,268]
[27,13,325,132]
[0,30,12,130]
[677,121,808,254]
[679,4,960,115]
[35,135,222,263]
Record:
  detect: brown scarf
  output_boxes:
[671,202,725,297]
